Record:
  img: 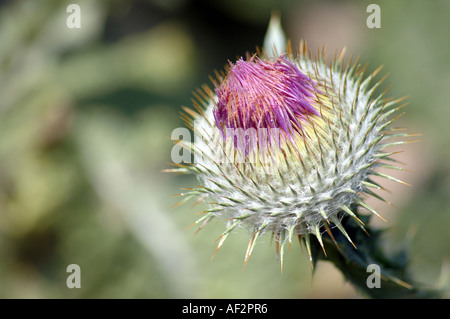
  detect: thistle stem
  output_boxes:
[310,211,442,298]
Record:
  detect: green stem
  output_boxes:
[310,211,442,298]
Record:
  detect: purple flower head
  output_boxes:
[171,33,412,273]
[213,55,320,150]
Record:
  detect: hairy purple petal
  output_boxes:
[214,56,320,146]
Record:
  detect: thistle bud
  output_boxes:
[169,22,411,271]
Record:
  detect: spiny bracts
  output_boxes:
[168,41,414,270]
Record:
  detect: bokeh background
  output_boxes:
[0,0,449,298]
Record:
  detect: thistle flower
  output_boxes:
[169,19,413,272]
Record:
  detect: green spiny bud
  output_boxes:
[169,16,412,271]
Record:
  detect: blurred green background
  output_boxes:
[0,0,449,298]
